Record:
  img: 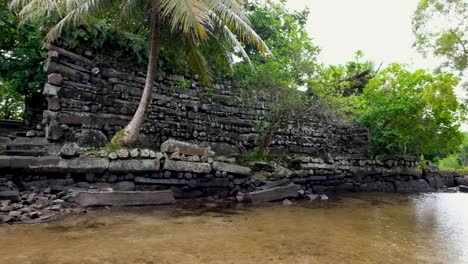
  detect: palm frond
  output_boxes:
[204,0,270,55]
[157,0,211,40]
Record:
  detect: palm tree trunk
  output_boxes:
[115,3,160,146]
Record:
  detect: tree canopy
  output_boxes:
[413,0,468,73]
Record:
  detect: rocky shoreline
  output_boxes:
[2,180,467,225]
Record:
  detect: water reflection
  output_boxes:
[0,193,467,264]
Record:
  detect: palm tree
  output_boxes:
[10,0,269,146]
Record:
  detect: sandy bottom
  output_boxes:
[1,192,468,264]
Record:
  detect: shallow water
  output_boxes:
[1,193,468,264]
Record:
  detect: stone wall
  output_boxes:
[41,44,369,156]
[0,140,460,200]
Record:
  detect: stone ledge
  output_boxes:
[212,161,251,176]
[163,160,211,174]
[109,159,160,172]
[73,190,176,207]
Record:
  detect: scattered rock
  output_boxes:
[161,139,215,157]
[245,183,299,204]
[282,199,293,206]
[129,149,139,158]
[60,143,79,158]
[108,152,118,160]
[320,194,329,201]
[73,190,176,207]
[116,149,129,159]
[460,185,468,193]
[304,194,318,201]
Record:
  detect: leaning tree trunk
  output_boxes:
[114,4,161,146]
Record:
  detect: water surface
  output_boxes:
[1,193,467,264]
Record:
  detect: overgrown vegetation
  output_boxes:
[0,0,46,120]
[0,0,466,164]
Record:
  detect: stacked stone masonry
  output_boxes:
[41,44,369,156]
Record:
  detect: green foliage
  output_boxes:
[438,132,468,171]
[0,0,46,119]
[413,0,468,73]
[352,63,466,157]
[227,0,322,158]
[307,50,376,121]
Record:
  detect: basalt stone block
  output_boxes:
[59,158,109,173]
[0,191,19,202]
[0,156,11,169]
[72,129,108,147]
[43,83,60,97]
[358,181,395,192]
[395,179,434,193]
[245,183,299,203]
[109,160,160,173]
[163,160,211,174]
[48,73,63,85]
[46,122,64,141]
[160,139,215,157]
[60,142,79,158]
[212,161,251,176]
[47,97,61,111]
[73,190,176,207]
[134,177,186,185]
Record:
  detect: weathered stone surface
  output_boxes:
[212,161,251,176]
[59,158,109,173]
[43,83,60,97]
[72,129,108,147]
[460,185,468,193]
[246,183,299,203]
[0,156,11,169]
[116,181,135,191]
[160,139,215,157]
[163,160,211,174]
[48,73,63,85]
[73,190,176,207]
[455,177,468,186]
[258,179,291,190]
[60,143,79,158]
[395,179,434,193]
[358,181,395,192]
[0,191,20,202]
[116,149,129,159]
[134,177,186,185]
[109,160,160,172]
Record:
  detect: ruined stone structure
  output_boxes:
[40,44,369,156]
[1,43,465,220]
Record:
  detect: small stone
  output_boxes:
[149,150,157,158]
[52,199,65,205]
[320,194,329,201]
[235,192,245,202]
[108,152,118,160]
[50,204,62,211]
[140,149,150,158]
[117,149,129,159]
[29,211,40,219]
[306,194,319,201]
[282,199,293,206]
[8,210,22,219]
[60,142,80,158]
[0,204,13,212]
[107,175,117,183]
[170,152,181,160]
[130,149,139,158]
[99,150,108,158]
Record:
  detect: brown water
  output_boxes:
[1,193,468,264]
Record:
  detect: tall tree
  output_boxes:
[413,0,468,73]
[11,0,269,146]
[354,63,466,157]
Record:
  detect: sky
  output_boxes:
[284,0,468,131]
